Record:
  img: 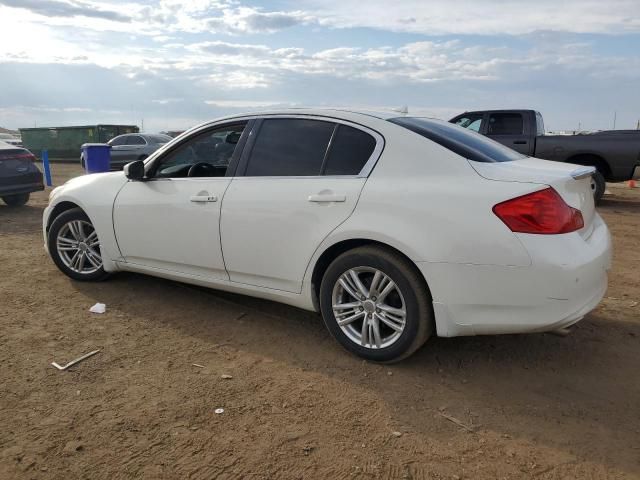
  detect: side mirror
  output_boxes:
[123,160,145,181]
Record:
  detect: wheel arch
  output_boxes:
[309,238,432,312]
[567,153,611,179]
[46,201,82,233]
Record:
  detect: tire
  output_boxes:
[2,193,30,207]
[591,170,606,203]
[47,207,110,281]
[319,246,434,363]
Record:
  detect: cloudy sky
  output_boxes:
[0,0,639,132]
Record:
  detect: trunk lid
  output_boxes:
[469,157,596,237]
[0,148,42,186]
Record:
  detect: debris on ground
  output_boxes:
[214,408,224,414]
[438,412,476,433]
[89,303,106,314]
[51,349,101,371]
[221,374,233,379]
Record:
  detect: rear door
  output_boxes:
[220,116,382,293]
[485,112,532,155]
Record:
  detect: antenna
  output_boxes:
[613,111,617,130]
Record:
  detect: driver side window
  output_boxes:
[153,123,247,178]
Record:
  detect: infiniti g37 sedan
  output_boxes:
[43,109,612,362]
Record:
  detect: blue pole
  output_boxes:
[42,150,52,187]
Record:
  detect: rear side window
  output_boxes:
[389,117,524,163]
[127,135,146,145]
[323,125,376,175]
[487,113,524,135]
[246,119,334,176]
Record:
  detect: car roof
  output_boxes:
[207,107,401,124]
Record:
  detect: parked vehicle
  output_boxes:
[81,133,173,170]
[0,141,44,206]
[0,132,22,147]
[44,109,611,362]
[449,109,640,201]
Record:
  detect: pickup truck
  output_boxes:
[449,109,640,201]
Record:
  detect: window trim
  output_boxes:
[234,114,384,179]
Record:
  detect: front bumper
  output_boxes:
[420,214,612,337]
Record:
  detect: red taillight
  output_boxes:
[0,152,36,162]
[493,187,584,234]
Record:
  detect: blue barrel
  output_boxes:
[81,143,111,173]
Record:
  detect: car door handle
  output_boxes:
[513,140,527,145]
[190,195,218,203]
[308,194,346,203]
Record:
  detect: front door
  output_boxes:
[113,122,248,279]
[220,117,381,293]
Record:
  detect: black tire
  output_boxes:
[319,246,434,363]
[2,193,30,207]
[591,170,606,204]
[47,207,110,282]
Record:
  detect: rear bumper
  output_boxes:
[0,181,44,197]
[420,214,612,337]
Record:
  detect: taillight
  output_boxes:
[0,152,36,162]
[493,187,584,234]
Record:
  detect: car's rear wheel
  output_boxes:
[2,193,30,207]
[319,246,434,363]
[591,170,606,203]
[48,208,110,281]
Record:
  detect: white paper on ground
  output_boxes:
[89,303,106,314]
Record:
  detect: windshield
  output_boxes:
[389,117,525,163]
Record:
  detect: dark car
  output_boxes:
[449,109,640,201]
[0,141,44,206]
[81,133,172,170]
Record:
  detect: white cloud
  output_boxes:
[304,0,640,35]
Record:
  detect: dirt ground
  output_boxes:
[1,163,639,480]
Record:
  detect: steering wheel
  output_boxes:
[187,162,218,177]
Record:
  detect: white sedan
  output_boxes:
[43,109,612,362]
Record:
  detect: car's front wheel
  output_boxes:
[2,193,30,207]
[319,246,434,363]
[48,207,110,281]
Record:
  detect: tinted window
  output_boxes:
[323,125,376,175]
[153,123,246,178]
[147,134,172,143]
[487,113,524,135]
[246,119,334,176]
[108,135,127,146]
[389,117,524,163]
[127,135,146,145]
[453,114,483,132]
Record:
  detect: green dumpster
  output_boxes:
[19,124,139,161]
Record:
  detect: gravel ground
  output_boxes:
[1,163,639,479]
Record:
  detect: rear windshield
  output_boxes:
[389,117,524,163]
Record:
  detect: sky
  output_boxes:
[0,0,639,132]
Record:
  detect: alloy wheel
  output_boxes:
[331,267,406,349]
[56,220,103,274]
